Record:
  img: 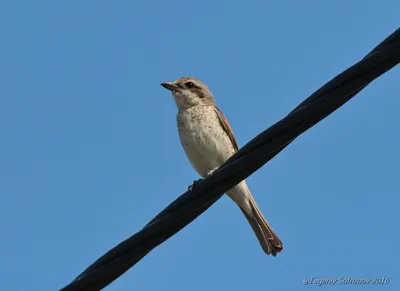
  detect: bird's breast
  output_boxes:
[177,106,235,177]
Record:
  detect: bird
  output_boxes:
[161,76,283,256]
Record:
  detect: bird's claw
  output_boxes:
[188,179,203,191]
[187,167,219,191]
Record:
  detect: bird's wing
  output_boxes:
[214,106,239,152]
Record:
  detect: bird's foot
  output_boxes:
[188,179,203,191]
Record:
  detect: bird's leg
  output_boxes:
[206,167,219,177]
[188,167,220,192]
[188,179,203,191]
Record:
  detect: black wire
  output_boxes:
[60,28,400,291]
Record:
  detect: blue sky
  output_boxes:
[0,1,399,290]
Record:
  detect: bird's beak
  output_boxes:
[161,81,179,91]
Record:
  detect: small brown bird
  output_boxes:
[161,76,283,256]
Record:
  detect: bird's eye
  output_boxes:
[185,82,194,88]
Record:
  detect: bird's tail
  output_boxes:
[241,192,283,256]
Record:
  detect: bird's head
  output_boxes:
[161,76,215,110]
